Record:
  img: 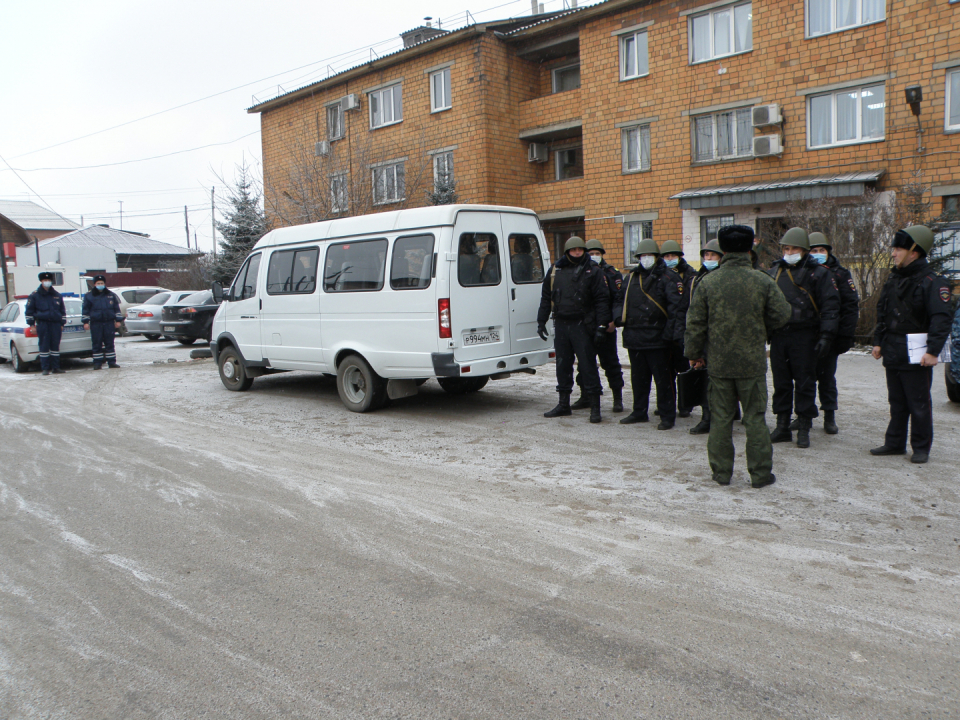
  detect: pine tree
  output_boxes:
[427,172,458,206]
[213,164,267,283]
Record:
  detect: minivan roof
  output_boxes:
[253,204,539,250]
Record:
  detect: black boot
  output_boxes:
[788,416,800,431]
[769,413,793,443]
[689,408,711,435]
[544,392,572,418]
[796,417,811,448]
[589,395,602,424]
[570,393,591,410]
[678,408,692,419]
[620,409,649,424]
[612,387,624,413]
[823,410,838,435]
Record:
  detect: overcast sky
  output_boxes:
[0,0,572,253]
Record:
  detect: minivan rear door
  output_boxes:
[502,212,549,356]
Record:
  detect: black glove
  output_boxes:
[593,327,606,344]
[537,324,549,341]
[833,336,855,355]
[814,337,832,360]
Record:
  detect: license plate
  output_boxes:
[63,325,83,333]
[463,329,501,346]
[163,326,176,332]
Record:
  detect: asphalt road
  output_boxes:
[1,336,958,719]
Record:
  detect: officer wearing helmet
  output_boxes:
[687,240,724,435]
[612,237,683,429]
[82,274,123,369]
[569,239,625,413]
[537,236,611,423]
[24,271,68,375]
[661,240,697,419]
[870,225,953,464]
[766,227,840,449]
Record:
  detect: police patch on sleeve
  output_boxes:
[848,278,856,291]
[941,287,952,303]
[615,279,622,290]
[677,282,684,295]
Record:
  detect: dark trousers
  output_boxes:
[627,347,675,420]
[554,319,601,395]
[815,352,840,411]
[90,321,117,365]
[576,330,624,393]
[770,328,819,419]
[37,322,62,371]
[884,366,934,453]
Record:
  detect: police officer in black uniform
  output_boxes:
[24,271,67,375]
[570,239,625,413]
[870,225,953,464]
[661,239,697,419]
[613,238,683,430]
[537,236,611,423]
[767,227,840,449]
[82,275,123,369]
[688,240,724,434]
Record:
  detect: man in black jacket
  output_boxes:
[870,226,953,464]
[661,239,697,419]
[82,275,123,369]
[537,236,611,423]
[767,227,841,449]
[25,271,68,375]
[612,238,683,430]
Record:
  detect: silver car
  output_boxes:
[0,298,92,372]
[125,291,198,340]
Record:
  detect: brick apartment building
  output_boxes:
[250,0,960,268]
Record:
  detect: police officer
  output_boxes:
[767,228,840,449]
[537,236,611,423]
[799,232,860,435]
[24,271,68,375]
[613,238,682,429]
[570,239,625,413]
[688,240,724,435]
[870,226,953,464]
[82,275,123,369]
[661,240,697,419]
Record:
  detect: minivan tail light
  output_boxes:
[25,325,38,338]
[438,298,451,339]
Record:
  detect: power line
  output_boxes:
[0,152,73,220]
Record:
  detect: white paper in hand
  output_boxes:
[907,333,928,364]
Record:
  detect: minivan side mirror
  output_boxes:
[211,281,224,303]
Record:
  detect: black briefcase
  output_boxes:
[676,368,708,409]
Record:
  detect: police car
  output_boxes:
[0,297,92,372]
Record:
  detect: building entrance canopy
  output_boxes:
[670,171,885,210]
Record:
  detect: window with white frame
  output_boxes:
[369,84,402,129]
[372,162,405,204]
[808,83,884,148]
[701,215,735,253]
[689,2,752,63]
[552,64,581,93]
[624,221,654,264]
[693,107,753,162]
[327,103,344,141]
[430,68,451,112]
[806,0,885,37]
[555,147,583,180]
[620,30,649,80]
[330,173,348,213]
[433,151,454,186]
[947,68,960,131]
[622,125,651,172]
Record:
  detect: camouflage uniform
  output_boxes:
[685,252,792,485]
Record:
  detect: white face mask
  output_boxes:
[589,254,601,264]
[639,256,656,270]
[42,281,53,289]
[783,253,802,265]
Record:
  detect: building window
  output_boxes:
[327,103,344,141]
[693,107,753,162]
[944,196,959,220]
[330,173,348,213]
[552,64,581,93]
[369,84,402,129]
[701,215,735,253]
[808,83,884,148]
[947,69,960,131]
[806,0,884,37]
[620,31,649,80]
[689,2,752,63]
[430,68,451,112]
[624,221,654,264]
[372,162,405,204]
[622,125,651,172]
[555,147,583,180]
[433,151,454,186]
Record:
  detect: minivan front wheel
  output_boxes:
[337,354,387,412]
[218,347,253,391]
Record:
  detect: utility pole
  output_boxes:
[184,206,190,249]
[0,225,8,303]
[35,236,41,266]
[211,187,216,259]
[119,201,123,230]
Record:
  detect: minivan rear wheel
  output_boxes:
[337,354,387,412]
[219,346,253,392]
[437,376,489,394]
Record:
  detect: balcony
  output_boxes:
[520,176,585,217]
[518,89,582,142]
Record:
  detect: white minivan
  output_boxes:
[210,204,554,412]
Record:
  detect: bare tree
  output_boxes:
[161,254,213,291]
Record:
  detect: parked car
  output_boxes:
[160,290,220,345]
[104,286,168,334]
[125,291,198,340]
[0,297,92,372]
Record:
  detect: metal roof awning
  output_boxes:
[519,118,583,142]
[669,171,885,210]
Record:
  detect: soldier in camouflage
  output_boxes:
[685,225,792,488]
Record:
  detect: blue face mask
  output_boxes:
[663,258,679,268]
[703,260,719,271]
[95,284,105,291]
[810,252,828,264]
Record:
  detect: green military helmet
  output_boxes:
[585,238,605,253]
[700,239,724,257]
[780,227,810,250]
[660,240,684,256]
[808,232,831,250]
[634,237,660,257]
[904,225,935,255]
[563,236,587,252]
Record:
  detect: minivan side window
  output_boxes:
[230,253,261,301]
[458,233,501,287]
[390,234,435,290]
[324,239,388,292]
[508,234,545,284]
[267,247,319,295]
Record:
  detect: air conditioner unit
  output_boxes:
[315,140,331,157]
[343,93,360,111]
[752,103,782,127]
[753,134,783,157]
[528,142,548,163]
